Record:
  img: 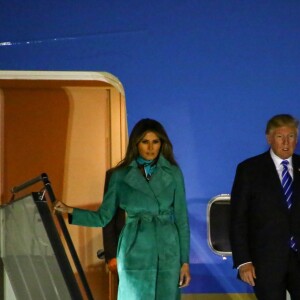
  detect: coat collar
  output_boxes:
[124,155,175,197]
[128,154,172,169]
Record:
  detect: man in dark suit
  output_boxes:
[230,114,300,300]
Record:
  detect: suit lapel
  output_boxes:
[292,154,300,208]
[265,152,300,211]
[262,151,288,210]
[263,151,281,185]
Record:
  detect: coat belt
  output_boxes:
[124,211,175,256]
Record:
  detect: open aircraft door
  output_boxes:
[0,71,127,299]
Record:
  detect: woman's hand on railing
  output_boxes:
[54,201,74,214]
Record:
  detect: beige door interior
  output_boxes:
[0,71,127,300]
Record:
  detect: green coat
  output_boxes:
[71,155,190,300]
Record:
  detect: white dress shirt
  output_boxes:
[270,148,293,180]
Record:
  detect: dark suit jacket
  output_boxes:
[102,169,126,262]
[230,151,300,271]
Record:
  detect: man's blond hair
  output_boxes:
[265,114,299,134]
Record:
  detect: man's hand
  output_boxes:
[239,262,256,286]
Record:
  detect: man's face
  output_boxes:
[266,126,298,159]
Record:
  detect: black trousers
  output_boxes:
[253,250,300,300]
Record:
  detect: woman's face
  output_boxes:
[137,131,161,160]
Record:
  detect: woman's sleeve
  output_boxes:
[71,171,119,228]
[173,167,190,264]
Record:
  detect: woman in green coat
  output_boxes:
[55,118,191,300]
